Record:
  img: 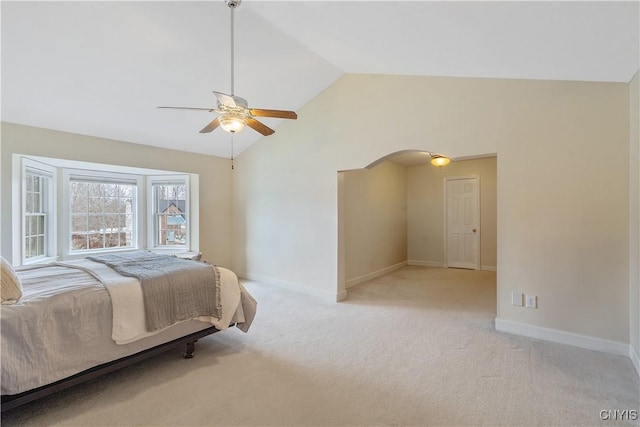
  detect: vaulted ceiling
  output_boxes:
[2,1,638,158]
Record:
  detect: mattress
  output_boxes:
[1,260,255,395]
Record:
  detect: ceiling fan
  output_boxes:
[158,0,297,136]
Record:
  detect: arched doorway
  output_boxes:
[337,150,497,302]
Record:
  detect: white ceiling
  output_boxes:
[2,1,638,158]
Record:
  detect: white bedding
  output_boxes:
[61,259,244,344]
[1,260,256,396]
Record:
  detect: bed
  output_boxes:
[0,252,256,411]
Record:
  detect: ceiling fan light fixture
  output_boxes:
[157,0,297,137]
[430,154,451,167]
[219,114,247,133]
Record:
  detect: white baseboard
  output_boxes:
[239,272,341,302]
[630,345,640,378]
[495,318,629,357]
[336,289,348,302]
[407,260,444,268]
[345,261,408,289]
[408,260,496,272]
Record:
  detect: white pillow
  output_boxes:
[1,256,22,304]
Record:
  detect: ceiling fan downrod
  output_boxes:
[226,0,240,96]
[157,0,297,138]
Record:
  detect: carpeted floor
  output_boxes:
[2,266,639,426]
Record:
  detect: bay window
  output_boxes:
[66,172,140,253]
[13,155,199,265]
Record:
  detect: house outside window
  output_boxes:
[13,155,198,264]
[150,179,189,249]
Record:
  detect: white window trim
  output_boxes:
[189,174,200,254]
[147,174,192,253]
[13,156,58,265]
[62,168,144,260]
[12,154,200,265]
[146,174,200,254]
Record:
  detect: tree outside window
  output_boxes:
[70,180,135,251]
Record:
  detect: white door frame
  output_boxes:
[443,175,480,270]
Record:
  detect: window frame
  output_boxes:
[62,169,143,258]
[18,158,57,265]
[147,175,191,252]
[12,154,200,265]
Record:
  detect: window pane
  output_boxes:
[72,233,88,250]
[87,183,103,198]
[104,214,118,232]
[118,214,127,228]
[37,215,44,235]
[118,198,132,214]
[72,214,87,233]
[26,192,33,213]
[153,182,187,247]
[71,182,87,213]
[104,197,118,214]
[88,197,103,214]
[71,181,87,194]
[69,180,136,252]
[105,231,119,248]
[33,191,40,212]
[88,214,104,233]
[29,237,38,257]
[88,232,105,249]
[119,185,132,198]
[24,171,51,260]
[29,216,37,235]
[37,236,44,255]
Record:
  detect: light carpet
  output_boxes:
[2,266,638,426]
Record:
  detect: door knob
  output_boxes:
[472,229,477,233]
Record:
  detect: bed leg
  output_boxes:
[184,340,197,359]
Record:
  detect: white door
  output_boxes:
[445,176,480,269]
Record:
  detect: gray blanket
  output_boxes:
[87,251,221,332]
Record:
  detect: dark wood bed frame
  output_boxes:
[1,325,220,412]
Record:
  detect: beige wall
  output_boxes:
[407,157,497,269]
[342,157,496,287]
[0,123,233,267]
[630,70,640,361]
[0,72,632,355]
[233,73,630,344]
[342,161,407,286]
[496,82,629,343]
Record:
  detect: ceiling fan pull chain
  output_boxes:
[230,134,235,170]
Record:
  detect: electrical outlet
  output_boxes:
[511,292,524,307]
[525,295,537,309]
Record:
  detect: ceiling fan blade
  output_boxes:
[247,118,275,136]
[158,106,216,112]
[199,117,221,133]
[250,109,298,120]
[213,91,237,108]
